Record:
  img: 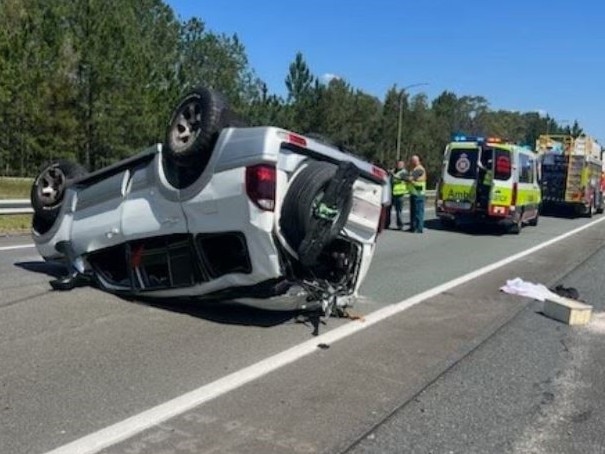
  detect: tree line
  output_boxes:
[0,0,582,186]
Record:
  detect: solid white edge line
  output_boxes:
[0,243,35,251]
[45,215,605,454]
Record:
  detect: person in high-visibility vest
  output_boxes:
[405,155,427,233]
[477,157,493,208]
[387,160,409,229]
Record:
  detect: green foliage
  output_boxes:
[0,2,584,188]
[0,0,257,175]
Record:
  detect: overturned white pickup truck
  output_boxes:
[30,87,390,314]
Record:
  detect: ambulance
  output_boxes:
[435,135,541,233]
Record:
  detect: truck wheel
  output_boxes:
[31,160,88,227]
[280,161,354,261]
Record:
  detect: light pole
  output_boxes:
[396,82,428,162]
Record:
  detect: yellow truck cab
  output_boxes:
[436,135,541,234]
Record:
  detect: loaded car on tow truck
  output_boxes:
[30,87,391,315]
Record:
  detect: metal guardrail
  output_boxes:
[0,191,437,216]
[0,199,33,215]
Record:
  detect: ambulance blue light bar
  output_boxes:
[452,134,485,142]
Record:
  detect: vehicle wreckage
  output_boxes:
[30,87,390,316]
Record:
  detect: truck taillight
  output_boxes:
[246,164,276,211]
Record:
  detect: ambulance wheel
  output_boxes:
[528,211,539,226]
[509,214,523,235]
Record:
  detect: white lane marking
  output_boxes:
[0,243,35,252]
[45,215,605,454]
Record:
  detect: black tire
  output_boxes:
[509,211,523,235]
[280,161,354,257]
[528,211,539,226]
[164,86,246,167]
[31,160,88,226]
[440,218,456,230]
[594,192,603,214]
[163,87,248,188]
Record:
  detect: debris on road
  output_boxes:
[501,277,593,325]
[500,277,555,301]
[549,284,581,300]
[543,294,593,326]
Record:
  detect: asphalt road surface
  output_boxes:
[1,210,604,454]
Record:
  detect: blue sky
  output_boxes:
[167,0,605,142]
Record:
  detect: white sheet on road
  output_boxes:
[500,277,558,302]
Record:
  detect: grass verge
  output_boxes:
[0,177,33,199]
[0,214,32,234]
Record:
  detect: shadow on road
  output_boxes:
[15,260,68,278]
[15,260,324,333]
[135,296,323,331]
[540,205,588,219]
[424,219,509,236]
